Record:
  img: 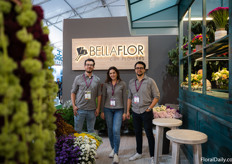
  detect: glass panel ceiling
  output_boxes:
[130,0,179,21]
[191,0,229,17]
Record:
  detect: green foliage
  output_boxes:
[57,107,74,127]
[166,46,179,76]
[191,21,216,43]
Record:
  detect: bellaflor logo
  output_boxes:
[75,45,144,61]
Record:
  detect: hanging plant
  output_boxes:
[0,0,57,163]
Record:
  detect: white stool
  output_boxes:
[166,129,208,164]
[153,118,183,164]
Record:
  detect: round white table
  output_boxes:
[152,118,182,164]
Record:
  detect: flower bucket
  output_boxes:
[215,28,227,40]
[195,45,202,51]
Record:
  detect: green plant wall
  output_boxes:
[0,0,57,163]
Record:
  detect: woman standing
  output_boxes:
[101,66,127,164]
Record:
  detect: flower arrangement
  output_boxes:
[0,0,57,163]
[181,73,203,90]
[186,73,202,83]
[191,34,209,46]
[153,105,182,119]
[208,7,229,29]
[212,68,229,89]
[55,133,103,164]
[74,135,97,164]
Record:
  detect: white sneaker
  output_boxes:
[129,153,142,161]
[109,149,114,158]
[150,157,155,164]
[95,152,98,159]
[113,154,119,163]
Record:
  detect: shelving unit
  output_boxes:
[178,0,232,162]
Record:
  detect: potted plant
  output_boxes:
[207,7,229,40]
[191,34,209,51]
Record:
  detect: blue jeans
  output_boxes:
[104,108,123,154]
[74,109,96,133]
[132,110,155,157]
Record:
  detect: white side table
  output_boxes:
[152,118,182,164]
[166,129,208,164]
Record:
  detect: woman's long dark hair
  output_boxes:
[105,66,121,83]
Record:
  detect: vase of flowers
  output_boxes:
[181,73,203,90]
[208,7,229,40]
[212,68,229,90]
[191,34,210,51]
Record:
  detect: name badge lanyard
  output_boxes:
[110,82,117,107]
[83,74,93,89]
[135,79,144,92]
[111,82,117,96]
[134,79,144,104]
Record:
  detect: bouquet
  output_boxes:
[181,73,203,90]
[191,34,209,46]
[186,73,202,83]
[208,7,229,29]
[153,105,182,119]
[212,68,229,89]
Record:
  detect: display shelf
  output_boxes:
[181,35,229,61]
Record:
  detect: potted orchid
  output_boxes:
[208,7,229,40]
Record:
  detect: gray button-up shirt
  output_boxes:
[71,73,101,110]
[128,75,160,114]
[101,80,127,113]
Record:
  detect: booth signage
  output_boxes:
[72,37,148,70]
[54,49,63,65]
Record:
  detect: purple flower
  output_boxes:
[55,135,81,164]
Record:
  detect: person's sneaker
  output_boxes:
[150,157,155,164]
[109,149,114,158]
[113,154,119,163]
[95,152,98,159]
[129,153,142,161]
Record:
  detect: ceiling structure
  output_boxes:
[31,0,127,50]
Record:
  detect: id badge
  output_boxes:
[134,96,139,104]
[85,90,91,100]
[110,98,116,107]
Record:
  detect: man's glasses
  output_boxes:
[85,64,94,67]
[135,67,144,70]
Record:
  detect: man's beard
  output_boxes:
[137,73,144,76]
[86,70,93,73]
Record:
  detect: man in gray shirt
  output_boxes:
[127,61,160,164]
[71,58,101,133]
